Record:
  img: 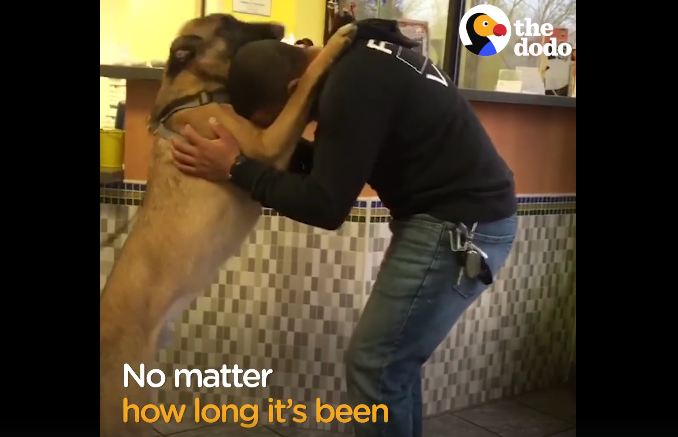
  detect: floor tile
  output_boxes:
[271,414,503,437]
[268,425,345,436]
[548,428,575,437]
[166,423,276,436]
[514,388,576,423]
[454,400,571,437]
[423,414,499,437]
[152,405,206,434]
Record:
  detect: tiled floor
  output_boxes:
[150,387,575,436]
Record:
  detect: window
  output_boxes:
[457,0,576,96]
[327,0,452,66]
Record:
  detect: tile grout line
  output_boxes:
[159,423,223,436]
[263,424,287,436]
[152,425,168,436]
[449,412,504,436]
[512,397,576,425]
[542,425,576,436]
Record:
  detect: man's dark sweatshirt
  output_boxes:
[230,26,517,230]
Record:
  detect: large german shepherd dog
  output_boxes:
[100,14,354,437]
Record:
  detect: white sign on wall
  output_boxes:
[233,0,272,17]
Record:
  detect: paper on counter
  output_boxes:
[495,80,523,93]
[517,67,545,95]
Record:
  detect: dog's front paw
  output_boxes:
[307,23,357,79]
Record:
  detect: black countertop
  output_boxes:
[100,168,124,185]
[100,65,576,108]
[459,89,576,108]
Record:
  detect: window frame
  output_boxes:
[442,0,576,108]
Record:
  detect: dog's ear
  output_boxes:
[167,34,205,78]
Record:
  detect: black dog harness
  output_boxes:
[150,88,231,139]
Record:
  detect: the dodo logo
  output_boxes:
[459,5,511,57]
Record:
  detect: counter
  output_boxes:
[100,65,577,108]
[100,168,123,185]
[100,64,575,195]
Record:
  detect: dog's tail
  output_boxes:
[100,210,139,250]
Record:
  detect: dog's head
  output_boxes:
[166,14,284,82]
[151,14,284,128]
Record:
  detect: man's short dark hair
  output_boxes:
[227,40,308,119]
[295,38,314,47]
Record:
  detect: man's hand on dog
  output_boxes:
[171,24,357,181]
[171,118,240,182]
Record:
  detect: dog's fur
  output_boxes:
[100,14,353,437]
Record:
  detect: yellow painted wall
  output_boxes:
[214,0,325,45]
[228,0,296,27]
[100,0,131,63]
[100,0,325,63]
[100,0,200,63]
[294,0,325,46]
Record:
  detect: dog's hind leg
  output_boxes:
[100,328,156,437]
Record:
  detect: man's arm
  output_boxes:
[287,138,314,174]
[230,49,399,229]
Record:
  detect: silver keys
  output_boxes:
[449,225,468,286]
[456,263,465,285]
[450,222,487,286]
[465,249,482,279]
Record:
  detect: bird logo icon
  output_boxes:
[459,5,511,57]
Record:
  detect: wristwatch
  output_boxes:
[228,154,248,180]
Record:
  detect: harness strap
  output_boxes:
[149,88,230,134]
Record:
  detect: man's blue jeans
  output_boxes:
[346,213,517,437]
